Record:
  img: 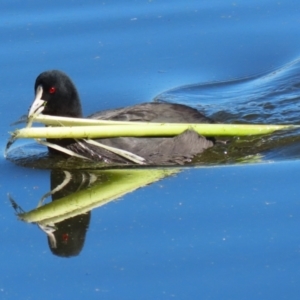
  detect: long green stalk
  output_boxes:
[14,123,295,139]
[33,115,138,126]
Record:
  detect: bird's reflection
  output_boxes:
[10,168,178,258]
[46,170,92,257]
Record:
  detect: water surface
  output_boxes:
[1,1,300,299]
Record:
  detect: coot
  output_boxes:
[28,70,214,165]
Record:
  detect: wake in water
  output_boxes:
[156,57,300,163]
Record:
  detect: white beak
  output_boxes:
[28,85,46,118]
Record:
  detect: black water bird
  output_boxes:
[28,70,214,165]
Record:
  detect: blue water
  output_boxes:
[2,0,300,299]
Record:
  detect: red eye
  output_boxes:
[49,87,56,94]
[62,233,69,242]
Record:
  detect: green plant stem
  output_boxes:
[14,123,294,139]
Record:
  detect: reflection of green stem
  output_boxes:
[14,123,294,139]
[19,169,179,226]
